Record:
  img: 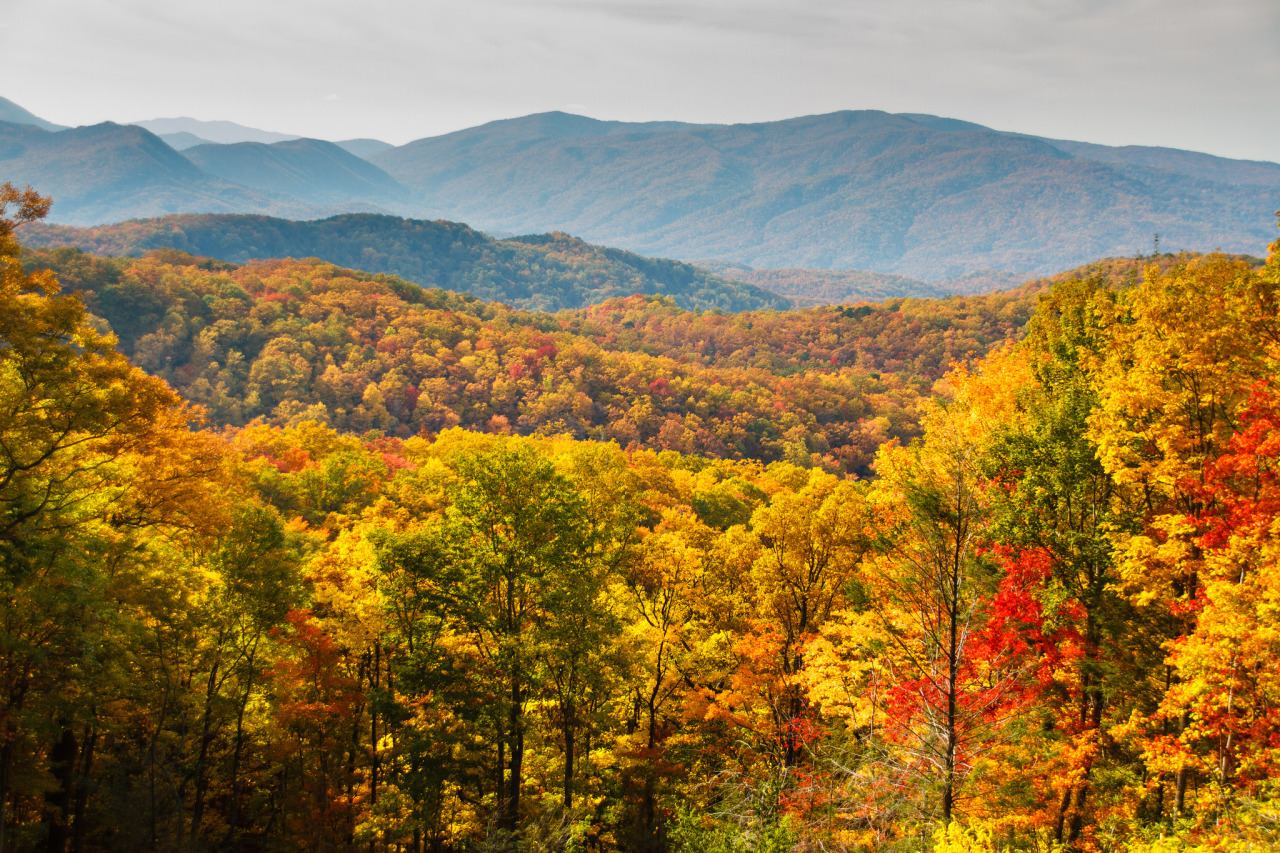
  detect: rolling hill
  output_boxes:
[17,212,789,312]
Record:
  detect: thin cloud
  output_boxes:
[545,0,846,39]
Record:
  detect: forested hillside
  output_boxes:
[20,244,1223,481]
[6,180,1280,853]
[20,245,1027,478]
[692,260,955,306]
[19,214,788,312]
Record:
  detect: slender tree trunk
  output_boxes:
[1175,710,1191,815]
[371,642,380,812]
[784,682,800,768]
[71,728,95,853]
[0,739,12,853]
[496,727,505,831]
[581,724,591,795]
[942,545,961,825]
[226,667,255,845]
[1067,687,1104,844]
[1054,788,1072,845]
[562,698,575,810]
[190,660,221,838]
[505,678,523,833]
[641,776,657,853]
[148,706,166,852]
[348,654,365,846]
[43,724,77,853]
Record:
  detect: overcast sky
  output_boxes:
[4,0,1278,161]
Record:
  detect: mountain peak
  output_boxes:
[0,96,68,132]
[896,113,990,132]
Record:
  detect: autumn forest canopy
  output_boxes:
[4,180,1280,853]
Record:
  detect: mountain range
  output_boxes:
[2,97,1277,280]
[369,110,1279,278]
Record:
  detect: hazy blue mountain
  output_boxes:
[8,101,1276,280]
[335,138,394,159]
[0,96,67,132]
[181,138,409,206]
[132,117,299,144]
[18,212,790,312]
[372,110,1279,279]
[0,120,324,224]
[0,120,422,224]
[1035,137,1280,189]
[159,131,215,150]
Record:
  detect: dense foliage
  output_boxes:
[692,261,956,306]
[5,186,1280,852]
[18,213,788,313]
[20,245,1052,477]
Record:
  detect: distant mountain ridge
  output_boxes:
[3,94,1277,280]
[181,138,408,207]
[132,116,300,145]
[371,110,1280,278]
[157,131,214,150]
[17,212,789,313]
[0,121,317,222]
[0,96,67,132]
[0,120,420,224]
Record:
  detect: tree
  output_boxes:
[749,470,871,767]
[861,364,1017,830]
[1090,252,1279,819]
[442,441,596,838]
[984,277,1144,844]
[0,185,220,852]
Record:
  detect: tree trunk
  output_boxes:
[1054,787,1071,845]
[496,730,505,830]
[562,698,575,810]
[371,643,380,811]
[0,739,12,853]
[190,660,221,838]
[1175,710,1191,815]
[71,728,95,853]
[641,776,657,853]
[226,669,255,845]
[943,543,960,826]
[505,678,523,833]
[43,724,77,853]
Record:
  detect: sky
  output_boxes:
[4,0,1278,162]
